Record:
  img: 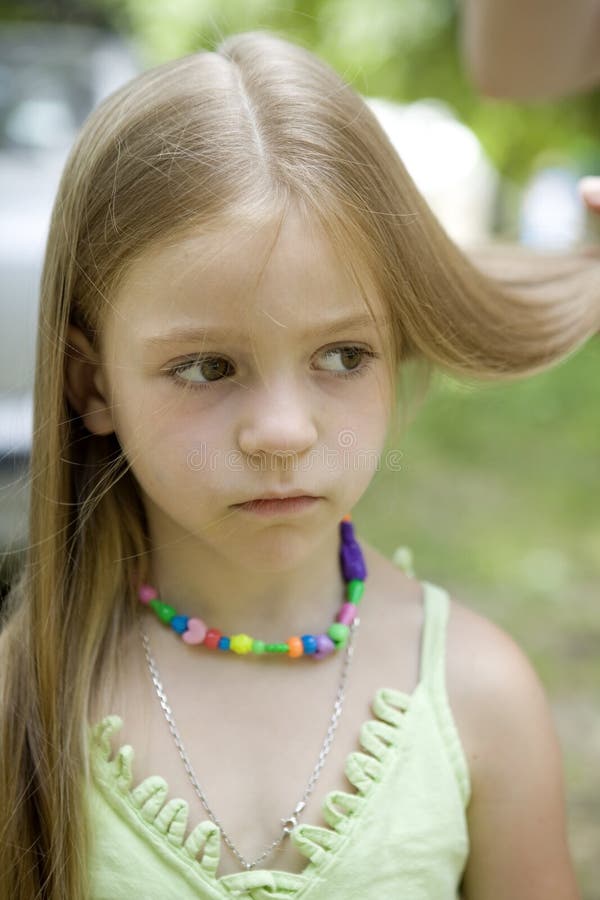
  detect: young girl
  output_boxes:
[1,29,597,900]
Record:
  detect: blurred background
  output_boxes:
[0,1,598,894]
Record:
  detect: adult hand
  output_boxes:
[578,179,600,333]
[578,176,600,213]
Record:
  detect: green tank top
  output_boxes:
[86,578,471,898]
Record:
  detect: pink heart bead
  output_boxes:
[182,617,207,645]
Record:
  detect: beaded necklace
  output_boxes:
[136,513,367,867]
[137,514,366,659]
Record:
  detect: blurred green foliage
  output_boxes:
[2,0,600,184]
[5,0,600,184]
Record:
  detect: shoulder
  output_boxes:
[444,595,579,898]
[444,596,558,769]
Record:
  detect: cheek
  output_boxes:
[109,380,178,467]
[334,380,390,446]
[111,383,232,490]
[339,388,391,478]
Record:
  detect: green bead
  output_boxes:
[328,622,349,648]
[149,599,176,624]
[347,579,364,605]
[265,642,289,654]
[252,640,266,655]
[230,633,253,654]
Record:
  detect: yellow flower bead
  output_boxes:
[230,633,253,654]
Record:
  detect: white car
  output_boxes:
[0,22,141,459]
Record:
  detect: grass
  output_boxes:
[354,337,600,897]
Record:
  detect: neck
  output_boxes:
[143,516,347,642]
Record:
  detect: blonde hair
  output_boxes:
[0,29,597,899]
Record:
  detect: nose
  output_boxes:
[236,377,318,462]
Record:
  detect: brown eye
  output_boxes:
[170,356,234,385]
[339,347,362,371]
[318,346,376,376]
[166,345,380,393]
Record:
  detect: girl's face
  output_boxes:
[95,206,393,568]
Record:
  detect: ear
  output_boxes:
[64,325,115,436]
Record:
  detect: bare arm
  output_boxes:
[459,0,600,99]
[447,601,581,899]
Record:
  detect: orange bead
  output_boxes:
[288,636,303,658]
[341,514,352,522]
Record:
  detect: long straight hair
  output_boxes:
[0,29,597,899]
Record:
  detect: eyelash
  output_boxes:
[166,346,380,391]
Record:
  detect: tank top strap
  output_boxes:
[417,579,451,693]
[415,579,471,805]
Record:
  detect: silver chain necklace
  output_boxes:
[139,614,360,871]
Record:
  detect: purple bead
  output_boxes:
[340,541,367,581]
[336,602,357,626]
[314,634,335,659]
[340,521,355,543]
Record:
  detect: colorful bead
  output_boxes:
[328,622,349,649]
[149,599,177,624]
[288,636,303,658]
[230,634,253,654]
[204,628,221,650]
[182,618,207,645]
[336,602,357,626]
[218,636,231,650]
[138,584,158,604]
[340,541,367,581]
[340,521,355,543]
[314,634,335,659]
[170,614,189,634]
[252,639,266,654]
[347,579,364,604]
[265,643,289,653]
[301,635,317,654]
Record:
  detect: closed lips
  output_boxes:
[235,493,318,503]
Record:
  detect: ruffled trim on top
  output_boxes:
[90,715,222,879]
[88,686,414,899]
[288,687,411,872]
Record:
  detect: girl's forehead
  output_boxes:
[109,210,387,338]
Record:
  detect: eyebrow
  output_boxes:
[141,313,386,347]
